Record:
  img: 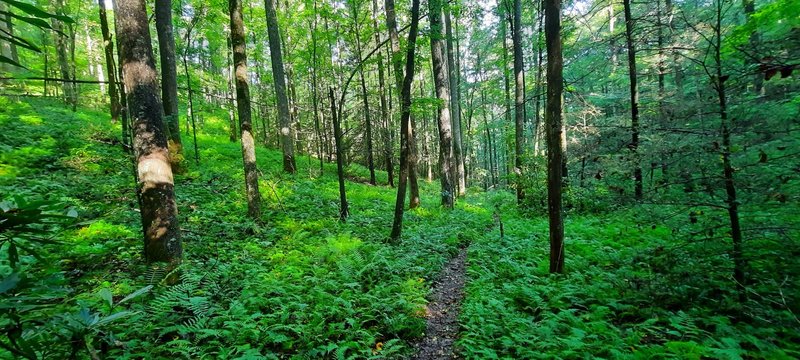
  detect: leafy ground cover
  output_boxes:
[2,98,799,359]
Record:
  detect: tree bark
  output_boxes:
[389,0,420,241]
[350,2,376,185]
[230,0,262,219]
[53,0,76,109]
[623,0,643,200]
[154,0,182,157]
[116,0,181,265]
[226,36,238,142]
[512,0,525,203]
[545,0,564,274]
[429,0,455,208]
[264,0,296,173]
[444,5,466,197]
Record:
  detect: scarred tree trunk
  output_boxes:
[512,0,525,203]
[389,0,420,241]
[265,0,296,173]
[155,0,182,158]
[429,0,455,208]
[545,0,564,274]
[623,0,643,200]
[98,0,120,123]
[230,0,262,219]
[116,0,181,265]
[444,5,466,197]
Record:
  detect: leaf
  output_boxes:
[98,288,113,307]
[0,272,20,294]
[118,285,153,304]
[1,0,74,23]
[0,54,26,69]
[96,311,135,327]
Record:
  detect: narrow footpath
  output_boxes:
[412,247,469,359]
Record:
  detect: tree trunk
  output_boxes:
[264,0,296,173]
[154,0,183,157]
[623,0,643,200]
[742,0,762,94]
[230,0,263,219]
[372,0,394,187]
[53,0,76,109]
[429,0,455,208]
[444,5,466,197]
[389,0,420,241]
[714,0,746,302]
[329,87,349,222]
[385,0,419,206]
[312,0,324,174]
[545,0,564,274]
[512,0,525,203]
[350,3,376,185]
[226,36,238,142]
[98,0,121,124]
[116,0,181,266]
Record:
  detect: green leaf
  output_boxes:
[98,288,113,307]
[0,272,20,294]
[0,54,26,69]
[1,0,74,23]
[118,285,153,304]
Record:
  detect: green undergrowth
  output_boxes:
[0,98,493,359]
[458,192,800,359]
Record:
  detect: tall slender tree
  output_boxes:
[512,0,525,202]
[116,0,181,265]
[97,0,120,124]
[429,0,455,208]
[265,0,296,173]
[389,0,421,241]
[155,0,182,158]
[623,0,643,200]
[545,0,564,273]
[230,0,263,219]
[444,4,466,197]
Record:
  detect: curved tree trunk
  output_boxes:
[116,0,181,266]
[230,0,262,219]
[389,0,421,241]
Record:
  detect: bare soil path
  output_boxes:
[412,247,468,360]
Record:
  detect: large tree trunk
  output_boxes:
[545,0,564,274]
[444,5,466,197]
[264,0,296,173]
[226,36,238,142]
[329,88,349,222]
[230,0,262,219]
[512,0,525,203]
[429,0,455,208]
[98,0,121,124]
[155,0,183,157]
[623,0,643,200]
[389,0,421,241]
[385,0,419,207]
[116,0,181,266]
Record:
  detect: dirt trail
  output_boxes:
[412,247,468,360]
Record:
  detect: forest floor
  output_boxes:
[2,98,799,359]
[412,247,468,359]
